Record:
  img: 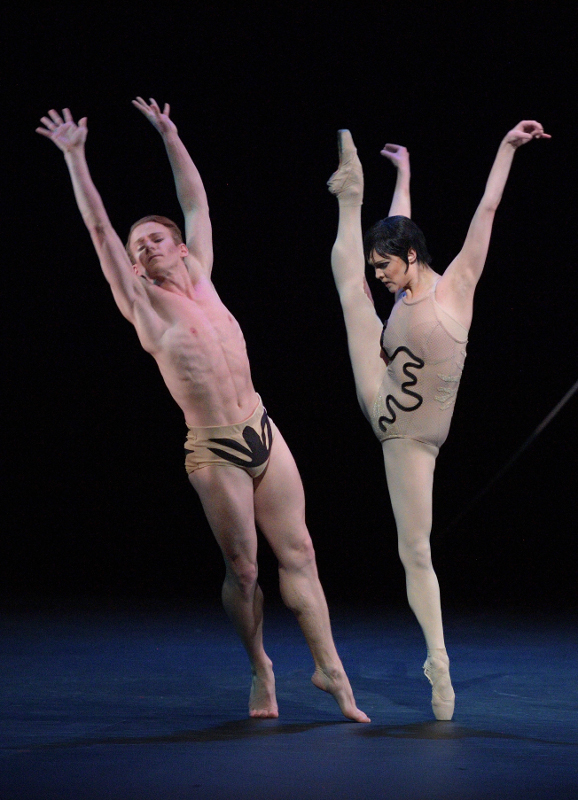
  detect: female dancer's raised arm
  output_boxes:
[437,120,550,330]
[381,143,411,218]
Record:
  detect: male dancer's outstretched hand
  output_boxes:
[36,108,88,153]
[132,97,177,138]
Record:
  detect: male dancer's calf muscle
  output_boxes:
[37,103,368,722]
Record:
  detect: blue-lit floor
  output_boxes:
[1,604,577,799]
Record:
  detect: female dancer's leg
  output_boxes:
[329,131,386,416]
[382,438,455,719]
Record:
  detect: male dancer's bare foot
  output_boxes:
[249,661,279,719]
[327,129,364,206]
[311,666,370,722]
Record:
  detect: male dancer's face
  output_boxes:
[130,222,187,278]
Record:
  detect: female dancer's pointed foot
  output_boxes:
[327,129,364,206]
[423,649,455,721]
[249,662,279,719]
[311,666,370,722]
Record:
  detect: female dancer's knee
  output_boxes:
[398,536,433,572]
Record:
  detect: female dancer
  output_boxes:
[328,121,549,719]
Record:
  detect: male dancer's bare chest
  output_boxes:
[150,288,249,376]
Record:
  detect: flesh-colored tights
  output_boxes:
[382,437,445,652]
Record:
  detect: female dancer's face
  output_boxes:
[369,249,413,293]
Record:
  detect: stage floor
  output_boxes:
[1,603,577,799]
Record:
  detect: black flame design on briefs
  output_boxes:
[378,346,425,433]
[207,408,273,468]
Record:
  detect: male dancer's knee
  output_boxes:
[278,535,317,575]
[223,557,259,599]
[277,537,319,613]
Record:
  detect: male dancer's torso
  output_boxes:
[132,273,259,427]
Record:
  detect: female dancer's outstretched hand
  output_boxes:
[36,109,88,153]
[380,143,410,172]
[504,120,551,149]
[132,97,177,138]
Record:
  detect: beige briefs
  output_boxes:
[184,396,274,477]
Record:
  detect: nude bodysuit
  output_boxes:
[370,281,468,453]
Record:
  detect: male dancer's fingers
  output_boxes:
[63,108,74,123]
[40,116,56,130]
[163,102,170,116]
[132,97,151,116]
[48,109,64,125]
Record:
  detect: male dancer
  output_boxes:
[37,100,369,722]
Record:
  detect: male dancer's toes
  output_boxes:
[327,129,364,206]
[311,665,370,723]
[249,661,279,719]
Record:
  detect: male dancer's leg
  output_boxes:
[189,465,278,718]
[254,426,369,722]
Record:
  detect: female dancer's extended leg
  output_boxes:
[382,438,455,720]
[329,131,385,417]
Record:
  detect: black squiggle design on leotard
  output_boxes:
[378,346,425,433]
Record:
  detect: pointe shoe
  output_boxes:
[423,650,455,721]
[327,129,363,206]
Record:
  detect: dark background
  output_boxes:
[3,3,577,612]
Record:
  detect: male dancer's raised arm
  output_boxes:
[132,97,213,277]
[36,109,163,350]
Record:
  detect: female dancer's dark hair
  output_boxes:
[364,215,431,268]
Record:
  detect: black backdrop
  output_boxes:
[4,3,577,610]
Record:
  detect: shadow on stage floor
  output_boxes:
[1,602,577,799]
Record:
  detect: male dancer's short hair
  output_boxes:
[126,215,184,259]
